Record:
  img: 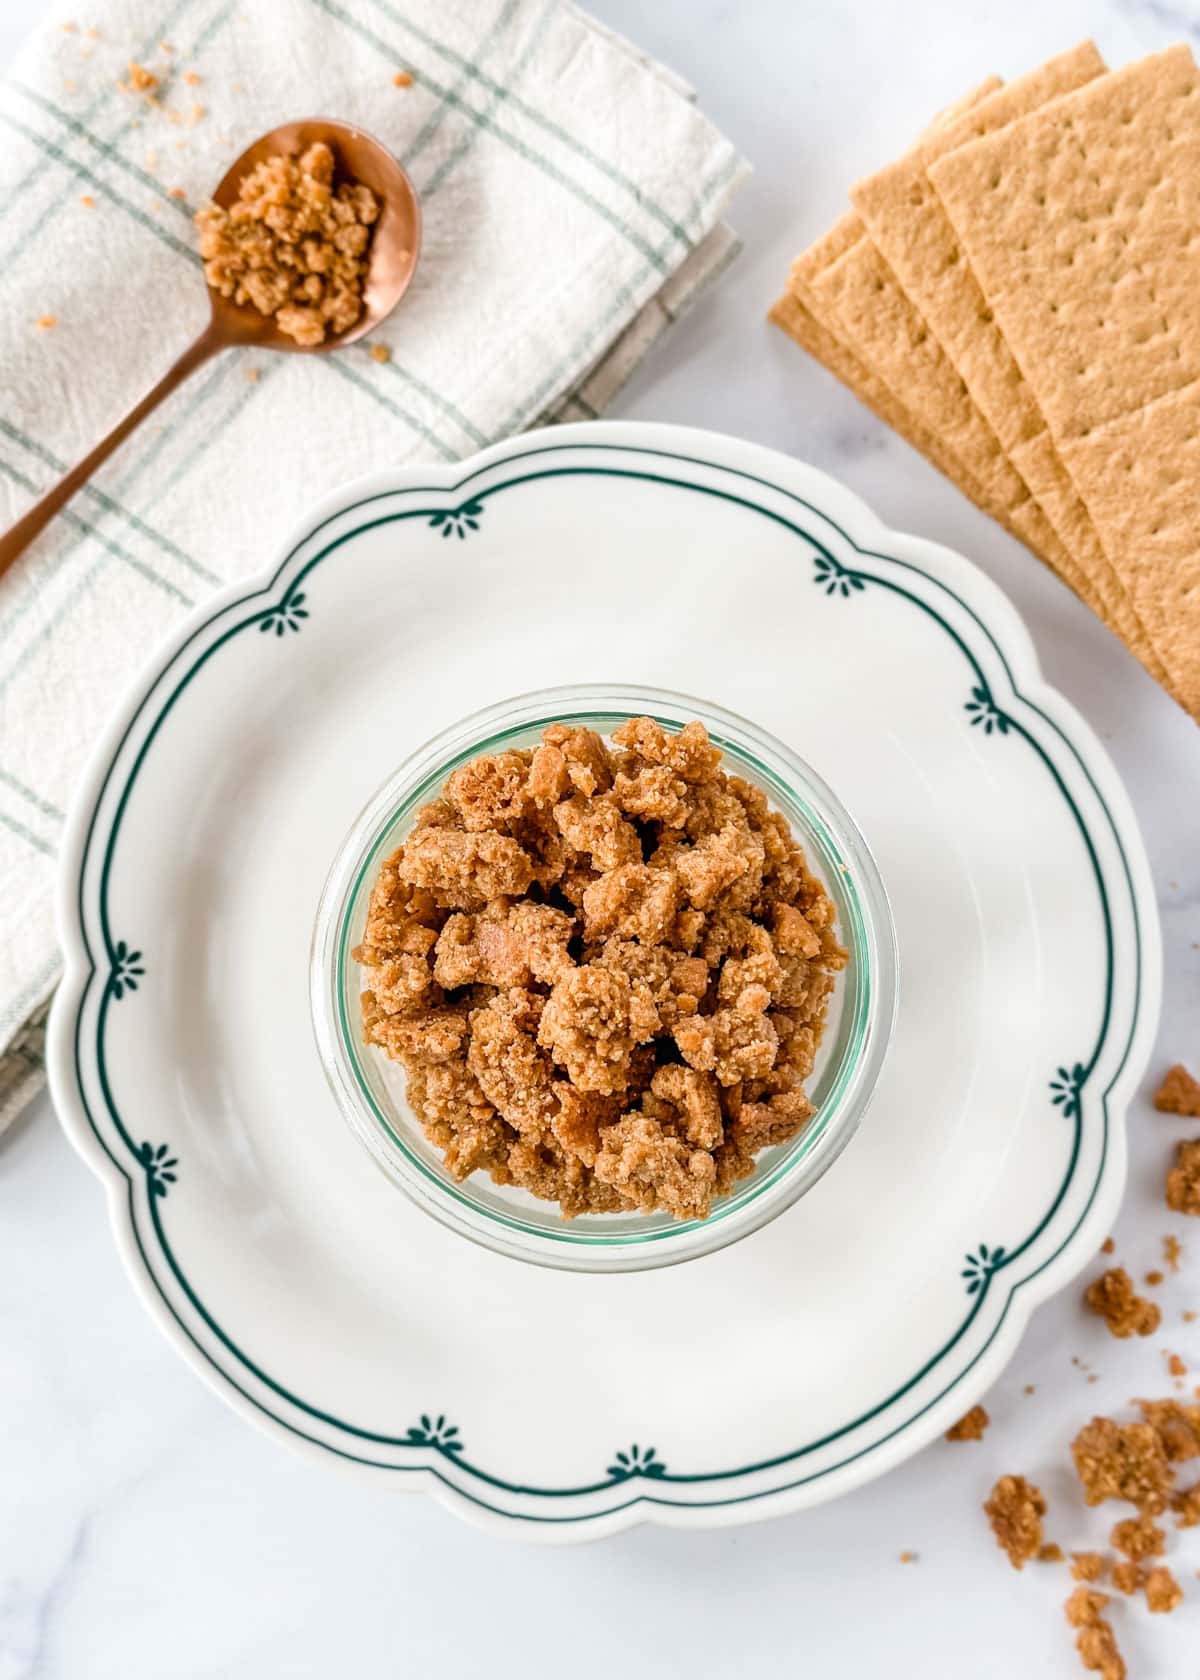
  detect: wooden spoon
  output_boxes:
[0,118,421,579]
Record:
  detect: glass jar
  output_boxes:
[311,683,898,1272]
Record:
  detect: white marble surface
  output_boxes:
[4,2,1200,1675]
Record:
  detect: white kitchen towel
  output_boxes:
[0,0,748,1133]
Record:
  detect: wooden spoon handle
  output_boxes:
[0,321,223,582]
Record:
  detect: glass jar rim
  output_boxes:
[310,683,899,1272]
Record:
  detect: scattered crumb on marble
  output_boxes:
[1071,1416,1172,1512]
[369,343,391,363]
[1101,1237,1115,1255]
[1111,1513,1164,1560]
[1071,1553,1108,1583]
[1167,1139,1200,1215]
[1172,1481,1200,1527]
[1144,1565,1183,1613]
[985,1475,1045,1569]
[945,1404,989,1442]
[1084,1268,1161,1339]
[35,315,57,329]
[898,1550,918,1564]
[1064,1586,1124,1680]
[1138,1398,1200,1462]
[1156,1066,1200,1118]
[394,70,414,86]
[1110,1559,1143,1596]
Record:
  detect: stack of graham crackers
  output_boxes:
[771,42,1200,719]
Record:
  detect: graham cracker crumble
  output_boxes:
[985,1475,1046,1569]
[1172,1481,1200,1527]
[1167,1352,1188,1379]
[121,61,158,95]
[1071,1417,1172,1513]
[1155,1064,1200,1116]
[1039,1543,1065,1563]
[1064,1587,1125,1680]
[1084,1267,1161,1338]
[1110,1513,1165,1560]
[1167,1139,1200,1215]
[1072,1553,1109,1583]
[1143,1564,1183,1613]
[356,718,843,1220]
[1109,1560,1143,1596]
[196,141,380,346]
[1145,1269,1165,1287]
[1165,1234,1182,1271]
[945,1403,990,1442]
[1101,1237,1116,1255]
[1136,1399,1200,1462]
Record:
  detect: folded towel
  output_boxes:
[0,0,747,1133]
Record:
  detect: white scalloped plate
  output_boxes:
[47,423,1160,1540]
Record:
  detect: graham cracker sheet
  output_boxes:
[929,45,1200,713]
[774,212,1032,549]
[850,44,1103,462]
[768,81,1005,525]
[790,216,1106,616]
[767,290,997,524]
[845,43,1165,679]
